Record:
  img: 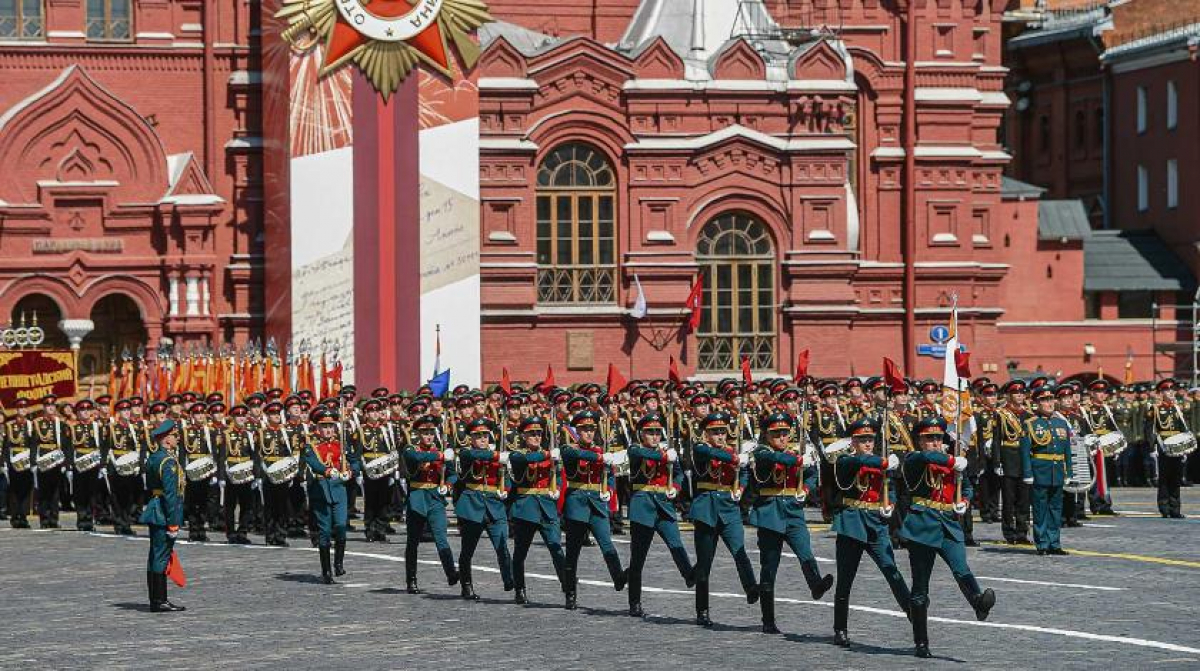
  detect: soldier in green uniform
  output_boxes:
[1021,387,1074,554]
[749,411,832,634]
[401,415,459,593]
[902,417,995,658]
[302,409,360,584]
[996,380,1031,544]
[454,417,515,600]
[830,417,910,648]
[139,420,185,612]
[507,415,567,604]
[561,409,627,610]
[690,411,759,627]
[625,413,694,617]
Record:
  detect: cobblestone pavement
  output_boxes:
[1,487,1198,669]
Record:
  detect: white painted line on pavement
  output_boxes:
[975,576,1124,591]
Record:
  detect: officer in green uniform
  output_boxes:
[561,409,627,610]
[830,417,910,648]
[902,417,996,658]
[1020,387,1074,555]
[302,409,360,584]
[690,411,759,627]
[401,415,459,594]
[454,417,515,600]
[749,411,832,634]
[507,415,567,604]
[625,413,694,617]
[139,420,185,612]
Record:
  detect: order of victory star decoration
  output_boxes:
[277,0,491,97]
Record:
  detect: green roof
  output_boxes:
[1084,230,1195,292]
[1038,200,1092,241]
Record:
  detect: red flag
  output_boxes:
[741,356,752,385]
[500,367,513,396]
[606,363,627,396]
[954,350,971,379]
[794,349,810,382]
[543,365,556,390]
[685,274,704,331]
[166,550,187,588]
[883,357,906,394]
[669,356,682,385]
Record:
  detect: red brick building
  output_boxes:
[0,0,262,373]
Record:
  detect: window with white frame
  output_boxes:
[1138,164,1149,212]
[1167,80,1177,130]
[1167,159,1178,209]
[1137,86,1147,134]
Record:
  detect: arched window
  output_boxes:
[0,0,44,39]
[535,143,616,304]
[86,0,130,41]
[696,212,776,372]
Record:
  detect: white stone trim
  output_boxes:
[915,87,983,103]
[46,30,86,38]
[646,230,675,243]
[487,231,517,242]
[622,79,856,93]
[978,91,1011,106]
[478,77,539,90]
[625,124,855,152]
[480,137,539,151]
[136,32,175,39]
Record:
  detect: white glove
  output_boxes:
[442,448,455,461]
[166,529,178,540]
[731,490,743,502]
[995,465,1004,477]
[252,478,261,490]
[499,490,508,500]
[740,440,756,455]
[600,490,612,502]
[887,454,900,471]
[953,501,968,515]
[437,485,450,496]
[99,467,108,478]
[666,487,677,500]
[802,452,816,467]
[602,453,615,465]
[388,477,396,486]
[737,453,750,467]
[1064,477,1074,486]
[611,451,628,467]
[1084,434,1100,448]
[499,452,511,466]
[550,448,561,461]
[666,448,678,463]
[1023,477,1034,485]
[209,476,217,485]
[355,475,363,487]
[953,458,968,473]
[881,504,894,519]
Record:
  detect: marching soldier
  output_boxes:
[561,409,627,610]
[749,411,832,634]
[1147,379,1189,518]
[107,399,142,535]
[222,406,255,544]
[902,417,996,658]
[1082,380,1119,514]
[181,403,215,541]
[996,380,1031,544]
[830,417,910,648]
[625,413,695,617]
[70,399,107,532]
[401,415,459,593]
[259,402,295,546]
[302,409,360,583]
[454,417,516,600]
[690,411,759,627]
[508,415,568,604]
[353,398,396,542]
[140,420,186,612]
[5,400,35,528]
[32,395,69,528]
[1021,387,1074,555]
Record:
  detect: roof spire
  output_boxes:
[690,0,705,56]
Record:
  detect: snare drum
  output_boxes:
[10,449,31,472]
[265,456,300,485]
[36,448,65,472]
[226,460,255,485]
[1162,432,1198,457]
[111,451,141,476]
[185,455,217,482]
[1095,431,1128,458]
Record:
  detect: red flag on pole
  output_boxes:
[543,365,556,390]
[794,349,810,382]
[685,274,704,332]
[606,363,627,396]
[500,367,513,396]
[883,357,906,394]
[669,356,682,385]
[741,356,752,385]
[166,550,187,587]
[954,349,972,379]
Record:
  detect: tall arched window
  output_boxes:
[696,212,776,372]
[535,143,616,304]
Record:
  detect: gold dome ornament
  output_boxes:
[276,0,492,97]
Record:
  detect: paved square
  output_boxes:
[1,487,1198,669]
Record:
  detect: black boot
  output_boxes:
[956,576,995,621]
[334,539,346,576]
[603,552,626,591]
[833,596,851,647]
[802,560,834,600]
[695,580,712,627]
[147,571,161,611]
[438,548,460,586]
[912,603,931,658]
[319,546,334,584]
[565,589,577,610]
[628,573,643,617]
[405,562,422,594]
[460,580,479,601]
[514,587,528,605]
[760,588,780,634]
[733,550,759,604]
[158,574,185,612]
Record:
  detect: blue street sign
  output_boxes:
[917,343,967,359]
[929,325,950,344]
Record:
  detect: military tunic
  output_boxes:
[561,441,626,594]
[1019,413,1073,551]
[402,443,459,586]
[454,447,515,591]
[508,447,567,592]
[690,441,758,602]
